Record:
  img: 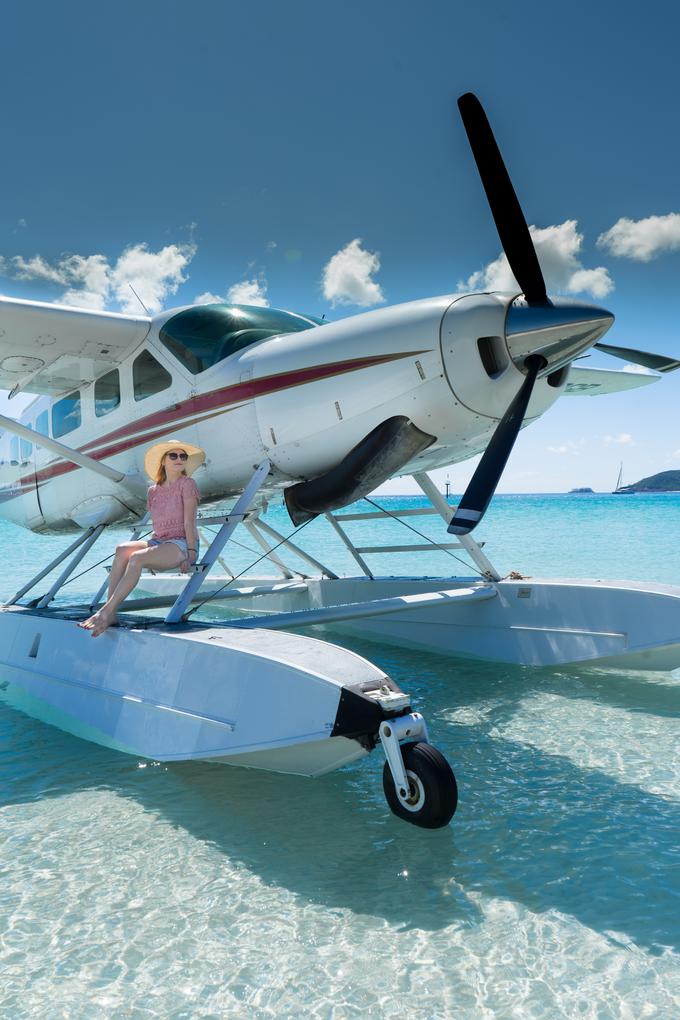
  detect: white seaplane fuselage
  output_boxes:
[0,292,589,533]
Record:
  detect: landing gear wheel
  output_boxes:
[382,741,458,829]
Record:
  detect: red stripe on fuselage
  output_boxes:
[79,351,421,454]
[16,349,426,491]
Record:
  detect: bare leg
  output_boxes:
[106,541,150,599]
[78,541,148,631]
[79,543,183,636]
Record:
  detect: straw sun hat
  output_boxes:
[144,438,205,480]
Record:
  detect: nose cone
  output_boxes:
[505,297,614,373]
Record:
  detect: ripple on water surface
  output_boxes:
[2,643,680,1018]
[1,500,680,1017]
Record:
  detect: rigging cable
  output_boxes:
[182,515,317,621]
[361,496,485,578]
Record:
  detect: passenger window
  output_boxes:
[52,391,82,438]
[10,436,19,465]
[35,410,49,436]
[95,369,121,417]
[133,351,172,401]
[20,434,32,461]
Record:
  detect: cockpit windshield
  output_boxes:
[159,304,322,375]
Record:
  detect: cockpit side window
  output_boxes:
[159,304,320,375]
[95,369,121,417]
[133,351,172,401]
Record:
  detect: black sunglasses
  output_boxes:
[166,451,188,461]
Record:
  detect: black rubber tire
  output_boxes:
[382,741,458,829]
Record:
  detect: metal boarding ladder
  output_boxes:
[322,471,501,582]
[159,466,341,623]
[163,460,273,623]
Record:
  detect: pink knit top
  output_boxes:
[147,476,200,541]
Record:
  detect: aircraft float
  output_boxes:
[0,94,678,830]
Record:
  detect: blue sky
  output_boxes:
[2,0,679,493]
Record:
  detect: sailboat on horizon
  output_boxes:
[613,461,630,494]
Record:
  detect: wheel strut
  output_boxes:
[379,712,429,807]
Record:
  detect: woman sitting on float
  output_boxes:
[79,438,204,637]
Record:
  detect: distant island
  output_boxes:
[569,487,594,493]
[614,470,680,493]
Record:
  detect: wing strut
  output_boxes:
[0,413,148,497]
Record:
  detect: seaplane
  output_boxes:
[1,94,679,830]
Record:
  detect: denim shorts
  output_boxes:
[148,537,197,558]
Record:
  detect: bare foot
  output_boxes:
[78,610,116,636]
[90,610,117,636]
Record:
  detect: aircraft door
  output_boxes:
[22,432,46,530]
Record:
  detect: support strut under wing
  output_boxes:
[0,412,148,498]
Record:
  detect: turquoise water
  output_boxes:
[1,494,679,1018]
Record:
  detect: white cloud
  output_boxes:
[322,238,385,307]
[459,220,614,300]
[547,439,585,455]
[226,275,269,306]
[60,254,111,309]
[12,254,68,284]
[194,273,270,308]
[603,432,633,445]
[12,252,112,307]
[597,213,680,261]
[622,363,656,375]
[110,243,195,314]
[4,243,196,313]
[566,267,612,299]
[193,273,270,308]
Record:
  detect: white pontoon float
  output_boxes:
[0,462,460,830]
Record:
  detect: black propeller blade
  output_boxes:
[458,92,549,307]
[448,355,545,536]
[451,93,551,534]
[594,342,680,374]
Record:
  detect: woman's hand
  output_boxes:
[180,557,192,574]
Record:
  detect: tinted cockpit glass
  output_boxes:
[158,304,321,375]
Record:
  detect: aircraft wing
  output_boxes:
[0,296,151,397]
[564,365,660,396]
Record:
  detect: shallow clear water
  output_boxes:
[1,494,679,1018]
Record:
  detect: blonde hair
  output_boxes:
[154,452,188,485]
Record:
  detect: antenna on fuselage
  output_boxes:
[128,283,150,315]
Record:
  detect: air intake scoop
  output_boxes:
[285,416,435,525]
